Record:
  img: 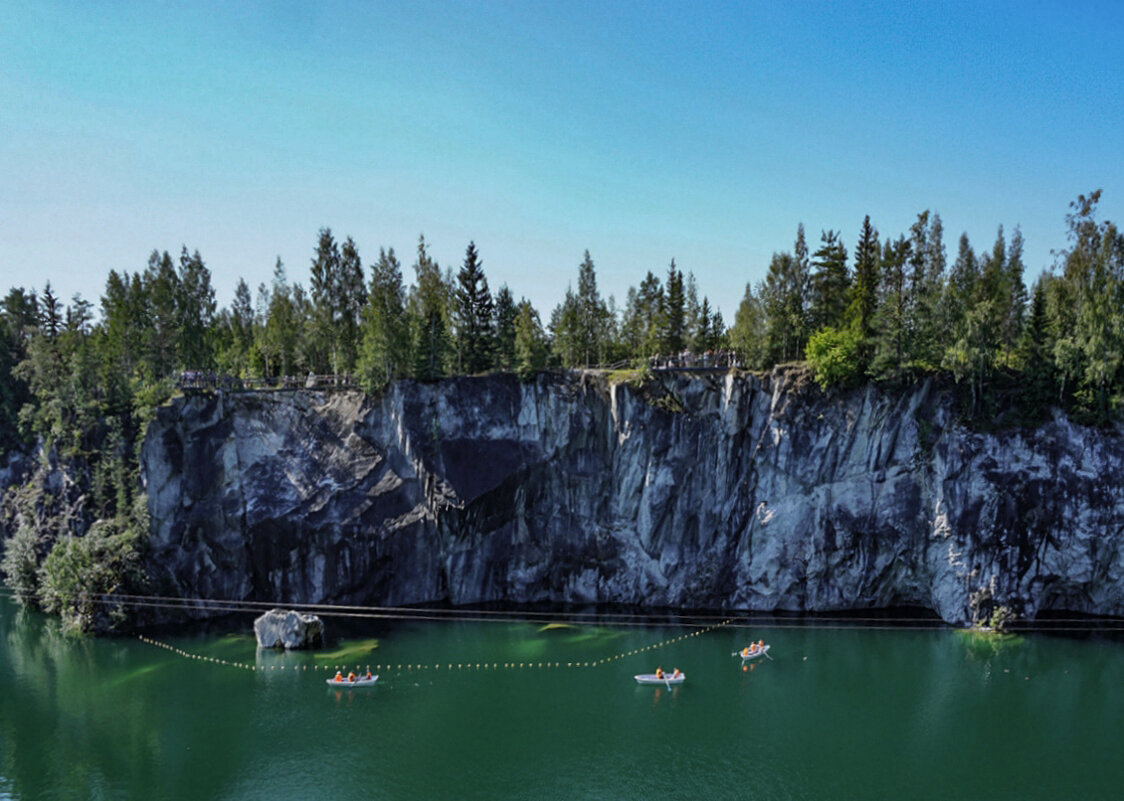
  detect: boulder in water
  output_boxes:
[254,609,324,649]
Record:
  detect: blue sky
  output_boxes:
[2,0,1122,320]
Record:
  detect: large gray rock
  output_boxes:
[253,609,324,649]
[139,371,1124,625]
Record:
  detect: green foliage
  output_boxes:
[805,323,863,390]
[729,283,767,370]
[358,248,410,391]
[454,241,495,374]
[410,236,453,380]
[808,229,850,332]
[514,299,548,379]
[762,250,807,365]
[39,497,149,634]
[0,522,41,603]
[493,284,518,371]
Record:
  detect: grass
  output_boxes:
[605,369,645,386]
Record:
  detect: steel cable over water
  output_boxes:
[4,585,1124,630]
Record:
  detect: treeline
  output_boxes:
[2,191,1124,470]
[731,191,1124,426]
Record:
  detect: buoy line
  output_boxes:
[136,619,736,675]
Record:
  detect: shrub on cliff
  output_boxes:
[805,324,863,390]
[0,522,40,602]
[37,497,150,634]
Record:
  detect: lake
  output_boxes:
[2,592,1122,800]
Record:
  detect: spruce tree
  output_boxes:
[176,247,215,370]
[663,259,685,355]
[850,215,880,351]
[410,235,451,380]
[809,230,850,332]
[576,251,607,366]
[358,247,409,390]
[494,284,517,370]
[455,241,495,374]
[309,228,341,374]
[337,236,366,374]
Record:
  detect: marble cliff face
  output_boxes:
[138,370,1124,625]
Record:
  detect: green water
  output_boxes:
[2,595,1122,800]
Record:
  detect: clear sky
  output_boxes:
[2,0,1122,321]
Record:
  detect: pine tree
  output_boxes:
[262,258,298,377]
[904,211,945,368]
[944,232,979,350]
[549,287,581,368]
[576,251,608,366]
[455,241,495,374]
[39,283,63,340]
[1017,275,1054,421]
[514,299,548,378]
[1002,226,1028,363]
[808,230,850,332]
[729,282,767,370]
[227,278,255,375]
[663,260,685,355]
[850,215,880,351]
[493,284,517,370]
[337,236,366,373]
[358,247,410,390]
[762,250,805,365]
[684,271,701,351]
[176,247,216,370]
[309,228,341,374]
[410,235,452,380]
[144,250,180,380]
[871,236,910,377]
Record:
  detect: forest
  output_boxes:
[1,191,1123,520]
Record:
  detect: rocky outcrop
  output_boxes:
[253,609,324,649]
[138,370,1124,625]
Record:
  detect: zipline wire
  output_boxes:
[3,586,1124,631]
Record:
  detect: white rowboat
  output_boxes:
[326,675,378,687]
[634,673,685,685]
[735,645,770,661]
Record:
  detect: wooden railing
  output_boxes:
[178,372,356,392]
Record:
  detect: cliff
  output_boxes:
[137,370,1124,625]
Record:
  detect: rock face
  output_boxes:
[254,609,324,649]
[139,370,1124,625]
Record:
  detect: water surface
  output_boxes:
[1,595,1121,800]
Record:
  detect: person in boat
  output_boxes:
[365,669,374,680]
[347,671,356,683]
[655,667,664,679]
[672,668,681,678]
[334,671,344,682]
[742,646,753,657]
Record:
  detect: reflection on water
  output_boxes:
[2,592,1124,800]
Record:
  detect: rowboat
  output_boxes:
[634,673,685,685]
[734,645,770,660]
[326,675,378,687]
